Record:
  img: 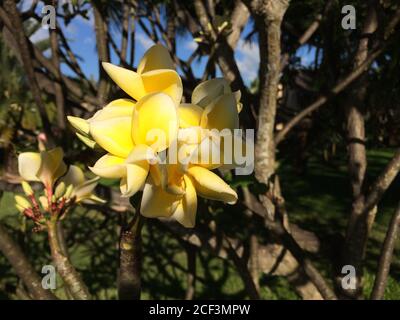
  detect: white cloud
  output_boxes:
[235,38,259,84]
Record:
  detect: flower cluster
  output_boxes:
[68,44,243,228]
[15,147,103,229]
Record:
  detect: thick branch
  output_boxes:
[118,213,144,300]
[252,0,289,184]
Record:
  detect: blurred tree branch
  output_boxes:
[0,224,56,300]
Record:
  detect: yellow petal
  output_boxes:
[76,132,97,149]
[60,165,85,187]
[191,78,230,107]
[132,92,178,152]
[188,166,237,204]
[90,116,134,158]
[74,177,99,201]
[137,44,174,74]
[105,98,136,108]
[18,152,41,182]
[178,104,203,128]
[125,144,157,164]
[67,116,89,135]
[171,175,197,228]
[102,62,146,101]
[162,163,185,195]
[201,93,239,131]
[141,69,183,105]
[90,154,126,179]
[120,162,149,197]
[140,177,181,218]
[37,147,67,186]
[189,135,222,169]
[90,99,135,122]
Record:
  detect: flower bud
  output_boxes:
[16,204,26,213]
[39,196,49,211]
[21,181,34,196]
[14,195,31,210]
[54,182,66,199]
[64,184,74,199]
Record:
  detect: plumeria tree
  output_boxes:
[0,0,400,300]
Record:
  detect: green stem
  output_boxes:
[47,220,91,300]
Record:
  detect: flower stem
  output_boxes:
[118,213,144,300]
[47,219,91,300]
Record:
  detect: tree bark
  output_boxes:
[340,3,378,299]
[93,1,110,104]
[47,220,91,300]
[118,214,143,300]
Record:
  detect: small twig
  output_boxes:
[47,219,91,300]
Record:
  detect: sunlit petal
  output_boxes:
[38,147,67,186]
[201,93,239,131]
[171,175,197,228]
[191,78,230,107]
[76,132,97,149]
[178,103,203,128]
[102,62,146,101]
[90,116,134,158]
[60,165,85,187]
[90,99,135,122]
[120,162,149,197]
[89,154,126,179]
[132,92,178,152]
[188,166,237,204]
[125,144,157,164]
[67,116,89,135]
[141,69,183,105]
[137,44,174,74]
[140,177,181,218]
[18,152,41,182]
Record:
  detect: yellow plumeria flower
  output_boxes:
[68,45,181,197]
[141,163,237,228]
[18,147,67,188]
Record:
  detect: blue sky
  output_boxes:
[24,0,313,87]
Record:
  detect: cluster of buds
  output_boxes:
[15,181,75,231]
[14,147,104,231]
